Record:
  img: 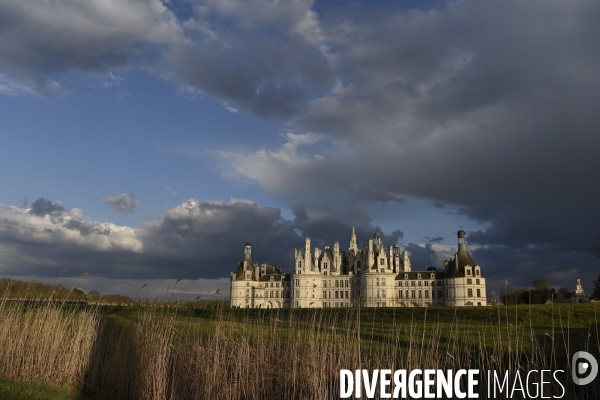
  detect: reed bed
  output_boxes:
[0,296,599,399]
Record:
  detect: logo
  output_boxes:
[572,351,598,385]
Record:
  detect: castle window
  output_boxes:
[425,290,429,299]
[467,289,473,297]
[295,290,299,296]
[475,269,480,276]
[380,258,384,265]
[376,278,380,286]
[335,291,339,299]
[323,291,326,298]
[411,290,416,299]
[430,274,435,279]
[418,281,422,287]
[329,291,332,298]
[270,291,273,298]
[324,271,328,276]
[345,291,349,299]
[377,290,380,298]
[466,269,472,275]
[417,274,421,279]
[406,290,409,298]
[382,302,386,307]
[467,279,472,284]
[438,290,442,298]
[411,281,415,287]
[276,282,279,288]
[323,302,327,308]
[418,290,422,298]
[476,279,480,285]
[477,289,481,297]
[381,290,386,298]
[324,262,328,269]
[399,290,403,298]
[424,281,429,287]
[381,278,386,286]
[323,280,327,288]
[345,280,349,288]
[276,291,279,298]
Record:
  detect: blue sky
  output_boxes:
[0,0,598,299]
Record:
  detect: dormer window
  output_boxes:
[466,269,472,275]
[404,274,408,279]
[475,268,480,276]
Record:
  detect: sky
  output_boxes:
[0,0,599,300]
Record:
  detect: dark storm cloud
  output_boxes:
[0,0,181,95]
[165,0,334,118]
[403,243,437,270]
[0,198,407,281]
[29,198,65,216]
[225,0,600,288]
[291,201,403,250]
[0,0,334,116]
[103,193,139,213]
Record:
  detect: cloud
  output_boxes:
[429,236,444,243]
[29,198,65,216]
[1,196,598,293]
[218,0,600,289]
[0,197,408,283]
[0,0,182,95]
[103,193,140,213]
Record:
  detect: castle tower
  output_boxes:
[458,229,467,248]
[304,236,312,272]
[572,277,589,303]
[393,243,400,272]
[349,226,358,251]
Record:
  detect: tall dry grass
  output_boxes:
[1,291,598,399]
[0,299,101,387]
[83,305,599,399]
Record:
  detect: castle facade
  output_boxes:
[230,229,486,308]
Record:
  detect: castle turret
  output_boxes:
[393,243,400,272]
[402,250,411,272]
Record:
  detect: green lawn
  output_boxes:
[0,376,90,400]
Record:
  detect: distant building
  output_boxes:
[572,277,590,303]
[230,229,487,308]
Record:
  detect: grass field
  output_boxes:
[1,301,599,399]
[0,376,90,400]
